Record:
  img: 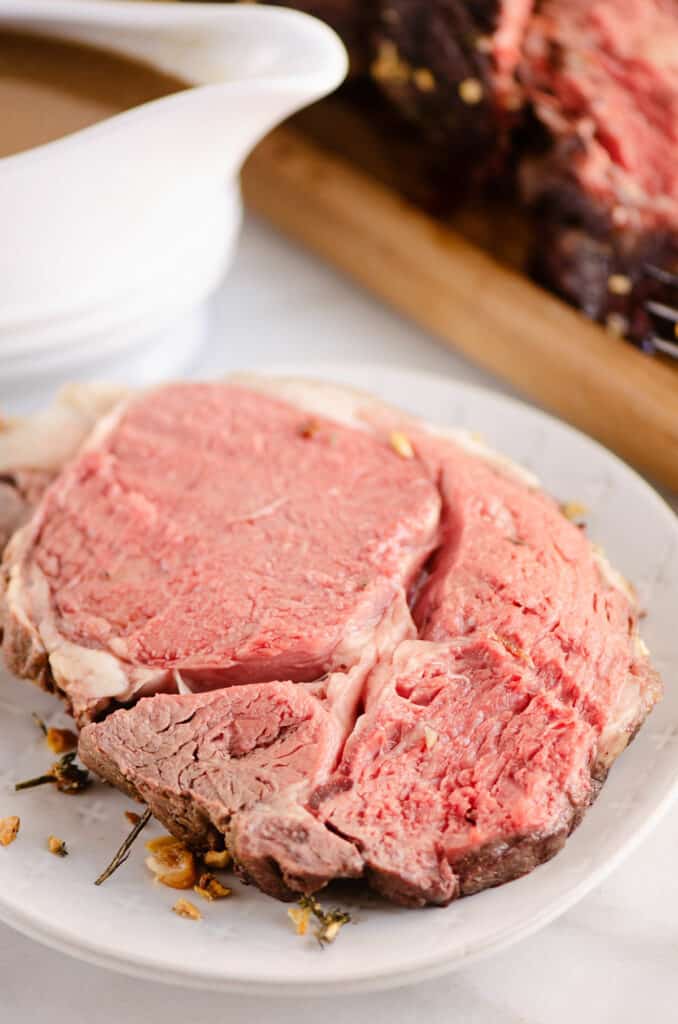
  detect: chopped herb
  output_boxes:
[292,895,351,946]
[15,772,54,791]
[94,807,151,886]
[15,752,90,794]
[32,713,48,736]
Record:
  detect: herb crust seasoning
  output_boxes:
[288,895,351,945]
[254,0,678,339]
[518,0,678,339]
[372,0,533,189]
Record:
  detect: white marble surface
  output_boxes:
[2,215,677,1022]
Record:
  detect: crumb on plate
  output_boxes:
[173,898,201,921]
[194,872,231,901]
[145,835,197,889]
[48,835,68,857]
[0,816,20,847]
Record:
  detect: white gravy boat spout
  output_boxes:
[0,1,347,394]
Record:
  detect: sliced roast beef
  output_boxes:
[413,426,657,781]
[79,682,365,892]
[310,637,596,905]
[79,592,412,898]
[76,414,660,906]
[2,380,439,724]
[306,439,660,904]
[370,1,534,188]
[518,0,678,336]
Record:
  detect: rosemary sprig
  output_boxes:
[32,713,48,736]
[14,772,54,791]
[15,752,90,794]
[95,807,152,886]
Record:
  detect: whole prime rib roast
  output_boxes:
[0,378,661,906]
[227,0,678,341]
[519,0,678,339]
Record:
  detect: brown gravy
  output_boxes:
[0,30,189,158]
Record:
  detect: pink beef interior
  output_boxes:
[307,442,659,904]
[33,382,439,687]
[82,681,341,840]
[70,386,661,907]
[81,680,365,894]
[314,638,596,905]
[492,0,535,107]
[9,379,658,907]
[413,444,646,743]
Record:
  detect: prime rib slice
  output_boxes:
[79,593,412,898]
[518,0,678,336]
[76,406,660,905]
[2,379,440,724]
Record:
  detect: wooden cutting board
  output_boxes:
[241,100,678,492]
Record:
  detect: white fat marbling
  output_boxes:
[1,215,676,1024]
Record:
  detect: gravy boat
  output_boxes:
[0,1,346,399]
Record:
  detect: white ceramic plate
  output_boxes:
[1,364,677,995]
